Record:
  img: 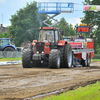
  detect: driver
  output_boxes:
[47,31,54,42]
[78,33,84,38]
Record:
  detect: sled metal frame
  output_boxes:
[42,13,60,27]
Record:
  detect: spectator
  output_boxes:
[90,33,93,39]
[27,41,31,46]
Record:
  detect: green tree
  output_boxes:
[8,1,51,46]
[0,32,10,38]
[82,0,100,54]
[3,32,11,38]
[57,17,76,36]
[0,32,3,38]
[69,24,76,36]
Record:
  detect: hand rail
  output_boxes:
[38,2,74,14]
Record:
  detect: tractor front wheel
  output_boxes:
[22,49,33,68]
[48,49,61,69]
[3,47,15,57]
[3,47,15,51]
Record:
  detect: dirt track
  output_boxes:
[0,61,100,100]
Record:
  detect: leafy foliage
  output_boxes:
[8,2,75,46]
[82,0,100,53]
[0,32,11,38]
[56,17,76,36]
[8,1,51,46]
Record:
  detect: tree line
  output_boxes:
[0,1,75,46]
[81,0,100,54]
[1,0,99,54]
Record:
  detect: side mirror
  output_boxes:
[61,30,64,35]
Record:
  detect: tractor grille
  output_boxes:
[37,46,44,53]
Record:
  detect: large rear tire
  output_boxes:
[22,49,33,68]
[3,47,15,57]
[63,44,72,68]
[87,54,91,66]
[48,49,61,69]
[59,47,64,68]
[81,54,88,67]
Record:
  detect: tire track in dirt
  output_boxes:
[0,61,100,99]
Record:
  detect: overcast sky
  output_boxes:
[0,0,84,27]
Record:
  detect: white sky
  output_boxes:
[0,0,84,27]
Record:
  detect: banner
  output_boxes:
[84,5,100,11]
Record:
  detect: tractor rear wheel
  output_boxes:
[63,44,72,68]
[22,49,33,68]
[87,54,91,66]
[59,47,64,68]
[81,54,88,67]
[48,49,60,69]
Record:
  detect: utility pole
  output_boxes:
[1,14,3,33]
[2,14,3,25]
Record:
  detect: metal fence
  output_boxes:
[93,54,100,59]
[0,51,22,58]
[0,51,100,59]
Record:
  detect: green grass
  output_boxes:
[0,57,22,62]
[91,59,100,61]
[43,81,100,100]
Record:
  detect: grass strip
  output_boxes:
[91,59,100,61]
[43,81,100,100]
[0,57,22,62]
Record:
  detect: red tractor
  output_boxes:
[22,27,72,68]
[22,2,94,68]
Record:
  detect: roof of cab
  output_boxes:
[39,27,59,30]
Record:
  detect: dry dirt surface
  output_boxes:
[0,61,100,100]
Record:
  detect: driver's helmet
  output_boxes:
[49,31,52,34]
[49,31,53,36]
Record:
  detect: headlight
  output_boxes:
[37,51,39,54]
[42,51,44,54]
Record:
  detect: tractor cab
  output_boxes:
[0,38,17,58]
[22,2,94,69]
[34,27,63,53]
[32,27,64,61]
[0,38,11,50]
[22,2,74,68]
[38,27,61,44]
